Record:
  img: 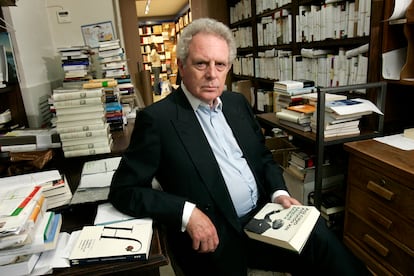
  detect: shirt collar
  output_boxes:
[181,83,223,112]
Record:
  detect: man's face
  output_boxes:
[178,33,231,105]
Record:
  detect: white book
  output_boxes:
[53,97,103,108]
[52,89,103,101]
[244,203,320,253]
[59,125,109,141]
[55,118,106,129]
[69,219,153,266]
[63,144,111,158]
[56,111,104,123]
[55,104,104,116]
[57,122,106,134]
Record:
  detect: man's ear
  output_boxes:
[177,59,184,77]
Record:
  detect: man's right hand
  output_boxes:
[186,207,219,253]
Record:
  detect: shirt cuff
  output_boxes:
[271,190,290,203]
[181,201,196,232]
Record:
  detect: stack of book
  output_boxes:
[283,150,345,204]
[315,98,378,138]
[98,40,129,80]
[308,190,345,232]
[103,85,124,132]
[58,46,94,88]
[117,82,138,120]
[275,104,315,132]
[0,172,65,275]
[273,79,316,96]
[0,170,72,210]
[51,87,112,158]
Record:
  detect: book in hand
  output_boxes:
[69,218,153,266]
[244,203,320,254]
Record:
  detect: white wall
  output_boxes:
[2,0,118,127]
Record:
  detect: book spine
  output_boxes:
[57,123,106,134]
[0,144,37,152]
[52,89,103,101]
[56,112,104,123]
[62,140,112,152]
[55,105,104,116]
[63,145,111,158]
[59,127,109,141]
[70,253,146,266]
[53,97,103,108]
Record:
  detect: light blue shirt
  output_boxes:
[179,84,289,231]
[182,84,258,217]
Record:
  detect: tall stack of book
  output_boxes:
[51,87,112,158]
[104,86,124,132]
[58,46,94,88]
[98,40,128,80]
[283,150,345,205]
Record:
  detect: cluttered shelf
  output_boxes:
[256,112,382,146]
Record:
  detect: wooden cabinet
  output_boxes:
[343,139,414,275]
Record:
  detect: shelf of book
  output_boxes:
[256,82,387,209]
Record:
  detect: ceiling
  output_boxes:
[135,0,189,21]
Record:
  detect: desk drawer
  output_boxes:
[347,157,414,222]
[347,185,414,251]
[345,212,414,276]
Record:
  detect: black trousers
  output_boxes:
[170,217,370,276]
[246,217,370,276]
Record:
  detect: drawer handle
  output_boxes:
[366,181,394,201]
[363,234,389,257]
[367,208,393,230]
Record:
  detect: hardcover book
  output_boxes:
[244,203,320,253]
[69,219,153,266]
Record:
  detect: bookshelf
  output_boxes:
[139,22,177,86]
[228,0,381,113]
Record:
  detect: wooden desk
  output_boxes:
[52,119,170,275]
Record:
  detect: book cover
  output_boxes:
[244,203,320,253]
[273,80,307,90]
[276,109,311,125]
[287,104,316,114]
[69,219,153,266]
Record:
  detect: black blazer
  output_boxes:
[109,87,287,273]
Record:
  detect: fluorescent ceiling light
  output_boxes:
[145,0,151,14]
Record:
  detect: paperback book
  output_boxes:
[244,203,320,253]
[69,219,153,266]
